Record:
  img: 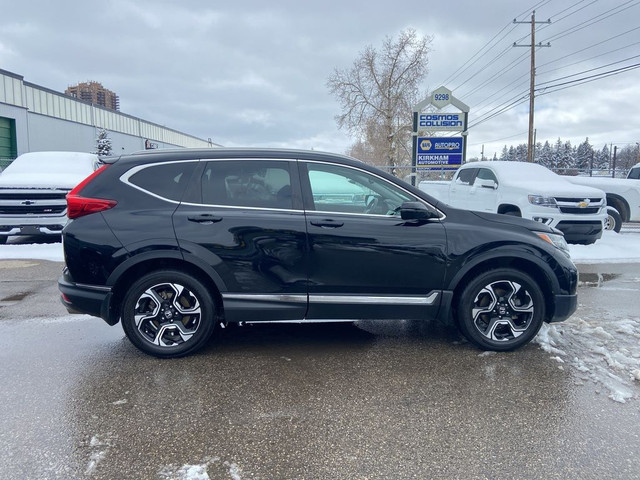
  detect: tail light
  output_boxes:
[66,165,117,219]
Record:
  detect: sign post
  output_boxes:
[411,87,469,184]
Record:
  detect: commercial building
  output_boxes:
[0,68,217,166]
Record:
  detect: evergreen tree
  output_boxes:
[94,128,112,157]
[575,138,594,171]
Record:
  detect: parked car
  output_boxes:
[419,161,607,244]
[0,151,101,244]
[563,165,640,232]
[58,149,578,357]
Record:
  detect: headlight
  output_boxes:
[528,195,557,207]
[535,231,570,257]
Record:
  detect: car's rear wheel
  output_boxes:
[0,236,7,245]
[121,270,216,358]
[456,269,545,351]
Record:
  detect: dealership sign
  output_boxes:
[416,137,463,170]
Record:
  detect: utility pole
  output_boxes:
[514,11,550,163]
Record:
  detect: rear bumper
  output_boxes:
[548,293,578,323]
[58,269,117,325]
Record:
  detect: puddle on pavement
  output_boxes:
[579,273,621,288]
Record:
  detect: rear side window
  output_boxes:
[455,168,476,185]
[628,167,640,180]
[128,161,197,201]
[201,160,293,209]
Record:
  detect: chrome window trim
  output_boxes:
[120,159,199,205]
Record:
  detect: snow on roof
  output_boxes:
[3,151,98,176]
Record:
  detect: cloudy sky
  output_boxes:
[1,0,639,160]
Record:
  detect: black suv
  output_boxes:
[59,149,578,357]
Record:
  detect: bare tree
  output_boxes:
[327,29,432,171]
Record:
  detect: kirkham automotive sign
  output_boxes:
[417,136,463,169]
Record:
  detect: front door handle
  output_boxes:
[310,220,344,228]
[188,214,223,224]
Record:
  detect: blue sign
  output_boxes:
[416,137,464,170]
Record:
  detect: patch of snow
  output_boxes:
[112,399,127,405]
[85,434,112,476]
[569,231,640,263]
[0,242,63,262]
[536,313,640,403]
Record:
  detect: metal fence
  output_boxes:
[373,164,633,184]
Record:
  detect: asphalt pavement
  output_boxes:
[0,258,639,479]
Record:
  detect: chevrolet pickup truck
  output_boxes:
[563,163,640,232]
[0,151,100,244]
[419,161,607,244]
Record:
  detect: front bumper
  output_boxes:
[58,269,117,325]
[548,293,578,323]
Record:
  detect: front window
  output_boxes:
[305,163,416,215]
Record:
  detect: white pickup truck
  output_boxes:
[563,162,640,232]
[0,151,100,244]
[419,161,607,244]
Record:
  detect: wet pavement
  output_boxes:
[0,259,639,479]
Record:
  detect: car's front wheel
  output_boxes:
[604,207,622,233]
[121,270,217,358]
[456,269,545,351]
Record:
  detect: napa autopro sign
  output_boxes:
[418,113,464,131]
[417,137,463,169]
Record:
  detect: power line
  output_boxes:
[537,55,640,86]
[536,62,640,94]
[540,0,640,43]
[537,26,640,71]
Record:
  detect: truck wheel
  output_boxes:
[121,270,217,358]
[604,207,622,233]
[456,269,545,351]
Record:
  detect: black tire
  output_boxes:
[121,270,217,358]
[503,209,521,217]
[604,207,622,233]
[0,236,6,245]
[456,269,545,351]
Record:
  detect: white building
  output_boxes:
[0,68,218,165]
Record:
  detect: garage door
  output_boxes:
[0,116,17,161]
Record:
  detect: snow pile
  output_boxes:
[0,242,63,262]
[569,230,640,263]
[536,316,640,403]
[159,457,244,480]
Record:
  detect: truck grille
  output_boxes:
[0,205,66,214]
[554,197,604,215]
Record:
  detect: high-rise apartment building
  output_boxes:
[65,81,120,111]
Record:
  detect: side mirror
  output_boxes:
[476,178,497,189]
[400,202,439,220]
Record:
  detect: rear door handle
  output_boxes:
[188,214,223,224]
[310,220,344,228]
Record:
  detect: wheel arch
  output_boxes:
[448,253,559,323]
[605,193,630,222]
[497,204,522,215]
[106,251,227,325]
